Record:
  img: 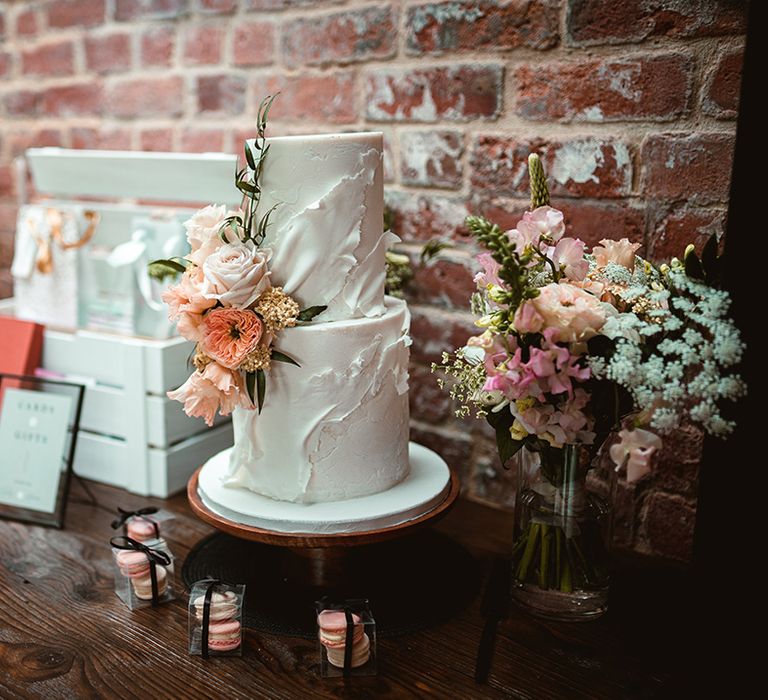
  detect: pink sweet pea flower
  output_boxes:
[609,428,663,483]
[552,237,589,281]
[473,253,503,289]
[509,206,566,254]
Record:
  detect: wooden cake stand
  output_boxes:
[183,449,474,637]
[187,465,460,548]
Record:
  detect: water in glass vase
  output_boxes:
[510,443,610,621]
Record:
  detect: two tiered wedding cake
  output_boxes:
[160,120,451,533]
[223,132,412,503]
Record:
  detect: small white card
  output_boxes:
[0,388,73,514]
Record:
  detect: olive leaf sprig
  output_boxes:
[220,93,280,247]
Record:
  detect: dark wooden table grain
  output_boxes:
[0,477,702,699]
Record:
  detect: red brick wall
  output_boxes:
[0,0,746,561]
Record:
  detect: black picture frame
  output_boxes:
[0,373,85,528]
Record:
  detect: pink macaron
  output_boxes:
[193,590,239,622]
[131,566,168,600]
[318,610,363,649]
[326,633,371,669]
[116,550,151,578]
[126,517,159,542]
[207,619,241,652]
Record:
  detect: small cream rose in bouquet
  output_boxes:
[435,154,745,617]
[150,96,325,425]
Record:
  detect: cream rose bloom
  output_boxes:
[592,238,641,271]
[201,241,272,309]
[514,282,607,343]
[184,204,234,267]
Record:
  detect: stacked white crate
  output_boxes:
[3,147,242,497]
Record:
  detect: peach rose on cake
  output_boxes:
[592,238,641,271]
[199,308,264,370]
[202,241,272,309]
[167,362,249,427]
[514,282,607,343]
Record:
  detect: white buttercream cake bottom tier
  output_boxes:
[225,297,412,503]
[198,442,451,535]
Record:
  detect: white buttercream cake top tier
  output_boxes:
[246,131,393,323]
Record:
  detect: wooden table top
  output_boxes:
[0,477,701,699]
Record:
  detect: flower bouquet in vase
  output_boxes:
[435,154,745,621]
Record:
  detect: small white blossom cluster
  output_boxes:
[589,267,746,436]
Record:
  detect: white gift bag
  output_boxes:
[79,214,188,338]
[12,205,99,329]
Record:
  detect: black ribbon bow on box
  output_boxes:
[110,536,170,607]
[111,507,160,539]
[317,597,370,677]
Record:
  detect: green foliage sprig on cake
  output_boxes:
[149,94,326,425]
[434,152,746,468]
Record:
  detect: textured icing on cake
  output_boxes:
[226,131,412,504]
[225,298,411,503]
[247,132,395,322]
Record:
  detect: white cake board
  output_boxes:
[196,442,452,536]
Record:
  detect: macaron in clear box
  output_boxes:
[188,581,245,657]
[111,537,175,611]
[111,507,175,544]
[316,599,377,678]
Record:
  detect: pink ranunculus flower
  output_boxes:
[202,242,272,309]
[184,204,232,267]
[161,268,216,321]
[167,362,247,427]
[552,237,588,281]
[473,253,503,290]
[592,238,641,271]
[513,282,607,343]
[200,307,264,370]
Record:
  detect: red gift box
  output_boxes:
[0,317,44,376]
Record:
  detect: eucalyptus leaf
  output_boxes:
[236,181,258,196]
[254,203,280,245]
[297,305,327,322]
[244,143,256,170]
[245,371,256,407]
[256,369,266,414]
[147,258,186,280]
[486,409,523,466]
[271,350,300,367]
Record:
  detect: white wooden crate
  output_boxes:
[6,147,243,496]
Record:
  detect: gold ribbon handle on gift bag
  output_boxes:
[30,217,54,274]
[30,208,100,274]
[47,208,100,250]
